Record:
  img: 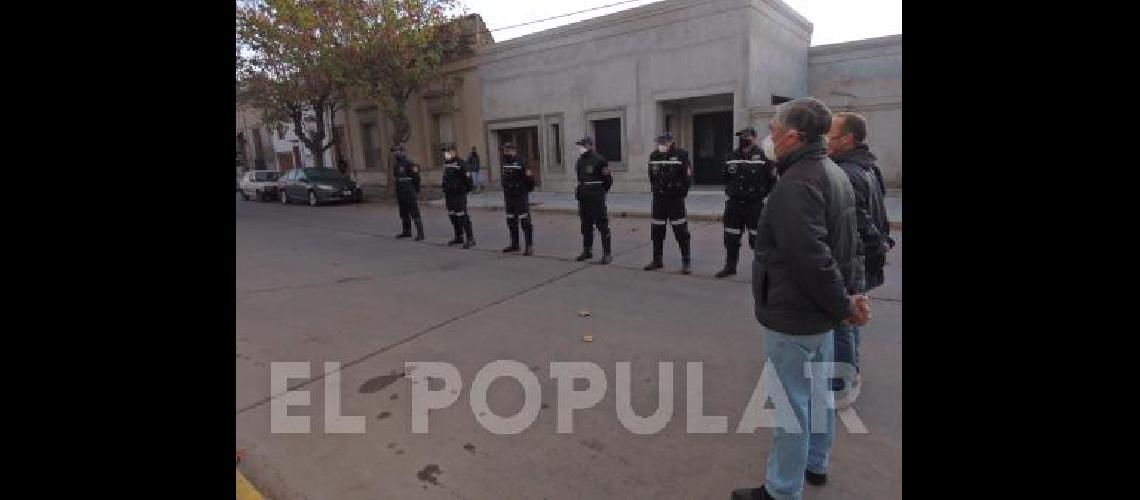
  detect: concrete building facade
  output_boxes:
[476,0,901,192]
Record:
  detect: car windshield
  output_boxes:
[304,168,347,182]
[253,171,279,182]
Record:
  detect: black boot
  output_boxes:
[594,233,612,265]
[522,218,534,255]
[503,218,521,253]
[413,217,424,241]
[717,231,741,278]
[447,216,463,246]
[396,218,412,238]
[731,485,775,500]
[644,237,663,270]
[462,216,475,249]
[679,238,691,275]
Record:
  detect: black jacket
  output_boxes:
[723,145,776,203]
[394,156,421,198]
[832,144,891,290]
[648,147,691,197]
[467,152,480,171]
[575,151,612,197]
[753,141,864,335]
[441,158,472,195]
[500,155,535,195]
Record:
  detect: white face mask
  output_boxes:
[579,146,589,154]
[444,152,454,160]
[761,134,777,161]
[656,145,668,153]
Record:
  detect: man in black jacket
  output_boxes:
[441,143,475,249]
[499,142,535,255]
[825,112,894,407]
[392,144,424,241]
[734,98,870,500]
[716,126,777,278]
[644,132,693,274]
[573,136,613,264]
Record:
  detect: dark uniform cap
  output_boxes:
[574,136,594,147]
[390,143,406,153]
[655,132,674,144]
[735,126,758,138]
[439,143,457,152]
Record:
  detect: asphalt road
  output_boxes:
[236,197,902,500]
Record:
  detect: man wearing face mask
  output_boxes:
[499,142,535,255]
[440,143,476,249]
[392,143,424,241]
[734,98,869,500]
[573,136,613,264]
[645,132,693,273]
[716,126,776,278]
[825,112,892,407]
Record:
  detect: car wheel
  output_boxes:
[309,190,319,207]
[280,190,289,204]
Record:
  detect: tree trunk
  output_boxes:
[385,101,412,194]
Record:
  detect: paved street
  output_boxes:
[236,197,902,500]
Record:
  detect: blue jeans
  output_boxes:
[763,329,835,500]
[833,323,860,380]
[471,170,482,188]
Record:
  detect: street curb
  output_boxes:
[237,469,267,500]
[458,203,903,229]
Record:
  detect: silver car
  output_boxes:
[239,170,281,202]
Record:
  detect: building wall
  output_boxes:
[808,34,902,188]
[478,0,813,193]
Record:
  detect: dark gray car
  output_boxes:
[278,168,363,206]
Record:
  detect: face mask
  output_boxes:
[444,152,454,160]
[656,145,668,153]
[761,134,777,161]
[579,146,589,154]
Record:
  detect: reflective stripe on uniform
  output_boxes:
[397,177,413,181]
[583,181,604,185]
[648,161,684,165]
[747,229,758,235]
[651,219,668,225]
[506,215,517,220]
[448,211,457,215]
[725,160,768,164]
[456,211,467,216]
[724,227,742,235]
[502,165,523,169]
[518,213,529,219]
[670,218,687,225]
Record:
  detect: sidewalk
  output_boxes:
[428,188,902,229]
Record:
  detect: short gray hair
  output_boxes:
[772,97,833,142]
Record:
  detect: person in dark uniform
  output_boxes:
[573,136,613,264]
[440,143,476,249]
[715,126,777,278]
[644,132,693,274]
[499,142,535,255]
[392,143,424,241]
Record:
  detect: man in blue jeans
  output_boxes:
[733,98,869,500]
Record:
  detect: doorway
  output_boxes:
[495,126,541,186]
[692,111,733,184]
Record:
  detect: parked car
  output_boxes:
[278,168,363,206]
[239,170,281,202]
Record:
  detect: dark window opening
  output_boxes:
[591,118,622,163]
[771,95,792,105]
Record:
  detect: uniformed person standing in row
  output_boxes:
[499,141,535,255]
[644,132,693,274]
[440,143,476,249]
[715,126,776,278]
[392,143,425,241]
[573,136,613,264]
